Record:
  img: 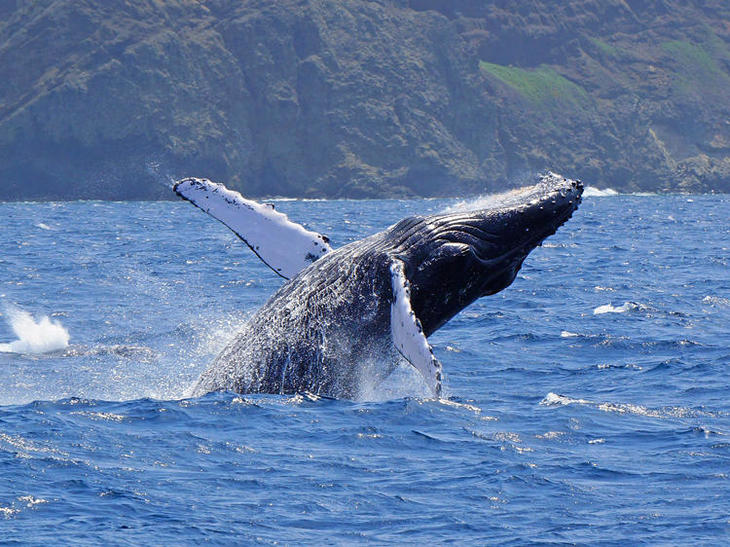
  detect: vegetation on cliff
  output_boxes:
[1,0,728,199]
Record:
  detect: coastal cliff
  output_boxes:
[1,0,728,199]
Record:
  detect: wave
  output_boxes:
[702,295,730,307]
[0,305,70,354]
[593,301,645,315]
[540,392,723,420]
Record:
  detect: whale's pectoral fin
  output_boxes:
[174,177,333,279]
[389,260,443,397]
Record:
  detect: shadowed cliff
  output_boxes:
[1,0,728,199]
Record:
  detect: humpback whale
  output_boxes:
[175,172,583,398]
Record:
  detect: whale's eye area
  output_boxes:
[431,226,503,264]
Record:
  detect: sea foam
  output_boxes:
[583,186,619,197]
[0,305,70,354]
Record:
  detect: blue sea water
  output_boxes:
[0,193,728,544]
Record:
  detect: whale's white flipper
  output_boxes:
[174,177,332,279]
[389,260,442,397]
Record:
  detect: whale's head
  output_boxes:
[388,172,583,335]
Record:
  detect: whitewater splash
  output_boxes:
[444,172,598,214]
[145,160,177,190]
[593,301,642,315]
[448,185,622,209]
[0,306,70,354]
[583,186,619,197]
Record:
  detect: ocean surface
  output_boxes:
[1,192,728,544]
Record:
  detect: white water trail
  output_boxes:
[0,305,70,354]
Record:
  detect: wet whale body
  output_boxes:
[175,172,583,398]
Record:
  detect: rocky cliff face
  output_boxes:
[1,0,728,199]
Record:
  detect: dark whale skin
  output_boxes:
[191,173,583,398]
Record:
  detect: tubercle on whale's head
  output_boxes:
[390,172,584,336]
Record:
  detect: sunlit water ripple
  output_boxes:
[0,194,728,543]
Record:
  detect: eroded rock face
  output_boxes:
[1,0,728,199]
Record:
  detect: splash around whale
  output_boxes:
[174,172,583,398]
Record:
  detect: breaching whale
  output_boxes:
[175,172,583,398]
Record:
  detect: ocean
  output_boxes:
[1,192,728,543]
